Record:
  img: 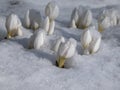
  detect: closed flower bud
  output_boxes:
[57,38,77,68]
[98,16,111,32]
[98,9,118,32]
[81,26,102,55]
[71,7,79,27]
[28,29,45,49]
[45,1,59,21]
[89,36,101,54]
[53,36,65,52]
[81,29,92,49]
[81,10,92,29]
[6,14,22,38]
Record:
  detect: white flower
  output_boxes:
[70,7,79,28]
[28,29,45,49]
[24,9,42,30]
[45,1,59,21]
[89,36,101,54]
[43,16,55,35]
[70,6,93,29]
[81,26,102,55]
[98,16,111,32]
[98,9,118,32]
[5,13,22,38]
[81,29,92,49]
[103,9,117,26]
[57,38,77,68]
[81,9,92,28]
[53,36,65,52]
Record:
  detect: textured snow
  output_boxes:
[0,0,120,90]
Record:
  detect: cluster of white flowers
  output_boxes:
[81,26,101,55]
[43,1,59,35]
[70,6,93,29]
[5,14,22,39]
[98,9,120,32]
[5,2,120,68]
[27,1,59,50]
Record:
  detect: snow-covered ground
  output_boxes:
[0,0,120,90]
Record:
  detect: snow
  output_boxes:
[0,0,120,90]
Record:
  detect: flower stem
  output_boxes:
[56,56,66,68]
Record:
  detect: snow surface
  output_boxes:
[0,0,120,90]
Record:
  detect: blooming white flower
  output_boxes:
[53,36,65,52]
[57,38,77,68]
[28,29,45,50]
[5,13,22,38]
[45,1,59,21]
[24,9,42,30]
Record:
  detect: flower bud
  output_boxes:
[53,36,65,52]
[71,7,79,27]
[81,29,92,49]
[98,9,118,32]
[81,10,92,28]
[81,26,102,55]
[28,29,45,49]
[98,16,111,32]
[57,38,76,68]
[45,1,59,20]
[89,36,101,54]
[6,13,22,38]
